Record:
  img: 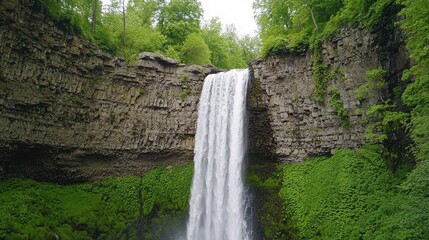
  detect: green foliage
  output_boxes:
[246,164,294,239]
[35,0,94,38]
[0,164,193,239]
[261,36,288,58]
[312,43,329,103]
[163,45,182,60]
[355,68,387,101]
[36,0,257,68]
[180,33,211,65]
[238,35,262,64]
[201,20,249,69]
[280,147,429,239]
[327,87,349,125]
[254,0,400,56]
[179,89,191,100]
[312,42,346,104]
[180,71,189,83]
[353,68,409,143]
[125,25,166,56]
[363,103,409,142]
[160,0,203,46]
[396,0,429,196]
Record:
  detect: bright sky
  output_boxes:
[200,0,258,36]
[101,0,258,36]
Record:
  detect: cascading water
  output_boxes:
[186,69,251,240]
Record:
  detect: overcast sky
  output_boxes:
[200,0,257,36]
[101,0,258,36]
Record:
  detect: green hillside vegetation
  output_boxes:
[281,146,428,239]
[0,164,193,239]
[34,0,260,68]
[254,0,429,238]
[254,0,401,56]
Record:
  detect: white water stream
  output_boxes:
[186,69,251,240]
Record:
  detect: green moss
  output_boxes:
[179,89,191,100]
[312,44,347,104]
[179,71,192,100]
[312,43,330,103]
[180,71,189,83]
[327,86,349,127]
[139,87,145,95]
[246,163,296,239]
[131,128,137,136]
[69,95,83,105]
[261,36,288,58]
[0,163,193,239]
[248,77,263,102]
[89,76,102,86]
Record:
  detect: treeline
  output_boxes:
[254,0,400,56]
[35,0,260,69]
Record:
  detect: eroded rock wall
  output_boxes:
[0,1,219,182]
[0,1,409,180]
[248,27,409,162]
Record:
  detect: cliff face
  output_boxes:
[0,1,218,182]
[0,1,409,181]
[248,27,409,162]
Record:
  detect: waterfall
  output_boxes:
[187,69,251,240]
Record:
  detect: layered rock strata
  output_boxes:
[0,1,219,182]
[0,1,409,180]
[248,27,409,162]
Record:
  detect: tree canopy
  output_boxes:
[254,0,399,56]
[181,33,211,65]
[35,0,260,69]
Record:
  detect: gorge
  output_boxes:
[0,0,409,181]
[1,0,428,239]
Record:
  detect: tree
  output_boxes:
[181,33,211,65]
[254,0,344,53]
[160,0,203,45]
[91,0,98,35]
[122,0,126,47]
[127,0,158,26]
[238,35,261,63]
[201,18,229,68]
[223,25,247,68]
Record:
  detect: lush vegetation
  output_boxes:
[14,0,429,239]
[246,163,294,239]
[398,0,429,197]
[280,146,429,239]
[254,0,401,56]
[0,163,193,239]
[253,1,429,237]
[34,0,260,68]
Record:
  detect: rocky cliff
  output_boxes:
[248,27,409,162]
[0,0,219,182]
[0,1,409,181]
